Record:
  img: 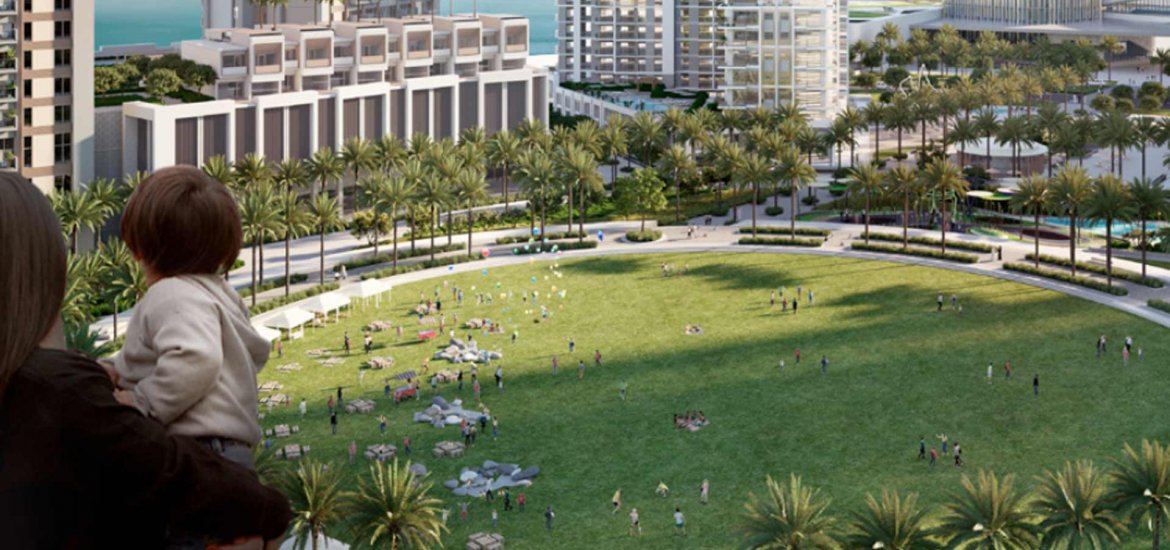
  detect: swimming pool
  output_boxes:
[1043,217,1160,235]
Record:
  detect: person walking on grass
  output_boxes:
[619,380,627,401]
[504,490,512,511]
[517,493,526,512]
[1125,335,1133,352]
[820,355,828,375]
[673,508,687,536]
[473,379,481,401]
[495,365,503,390]
[770,291,776,307]
[929,447,938,467]
[937,292,944,311]
[937,433,949,455]
[951,294,957,310]
[795,348,801,364]
[699,479,709,504]
[954,443,962,467]
[330,411,338,435]
[612,489,622,513]
[1033,374,1039,396]
[299,398,307,417]
[578,360,586,381]
[782,297,788,312]
[987,362,993,384]
[492,417,499,440]
[569,338,575,353]
[792,299,798,314]
[378,414,387,436]
[1004,360,1011,379]
[594,349,602,368]
[918,436,926,459]
[348,440,356,464]
[809,289,814,306]
[1123,347,1130,366]
[460,501,469,522]
[344,331,351,355]
[491,508,498,529]
[552,355,559,376]
[545,506,555,531]
[629,508,641,536]
[403,434,412,455]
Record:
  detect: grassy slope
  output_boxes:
[258,252,1169,549]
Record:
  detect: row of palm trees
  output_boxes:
[739,440,1170,550]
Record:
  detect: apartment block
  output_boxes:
[943,0,1101,25]
[202,0,435,30]
[555,0,847,120]
[120,15,548,173]
[2,0,92,192]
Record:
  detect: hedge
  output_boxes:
[861,232,994,253]
[625,230,662,242]
[740,226,831,237]
[764,206,785,216]
[1149,299,1170,314]
[511,241,599,255]
[338,243,464,270]
[231,259,245,270]
[1024,253,1164,288]
[851,242,980,264]
[496,231,585,244]
[359,255,486,281]
[1003,263,1128,296]
[739,237,825,247]
[249,283,340,315]
[238,273,309,298]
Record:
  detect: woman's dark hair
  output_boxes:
[0,173,67,394]
[121,165,241,277]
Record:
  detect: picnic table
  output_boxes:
[393,385,418,403]
[418,330,438,341]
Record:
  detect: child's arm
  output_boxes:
[132,299,223,425]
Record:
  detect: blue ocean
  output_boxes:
[96,0,556,54]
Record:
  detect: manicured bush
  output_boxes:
[339,243,464,270]
[1004,263,1128,296]
[1024,253,1163,288]
[359,255,485,281]
[739,236,824,247]
[231,258,245,270]
[496,231,585,244]
[625,230,662,242]
[238,273,309,298]
[739,226,830,237]
[851,242,979,264]
[801,195,820,207]
[764,206,785,216]
[248,283,340,315]
[511,241,598,255]
[1149,299,1170,314]
[861,232,994,253]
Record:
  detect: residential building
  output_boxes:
[119,14,548,174]
[2,0,93,192]
[554,0,848,120]
[201,0,435,30]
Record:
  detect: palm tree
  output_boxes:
[950,118,979,169]
[1010,177,1051,268]
[1129,178,1170,277]
[281,460,347,550]
[455,168,487,256]
[1151,48,1170,85]
[885,97,916,162]
[572,149,605,244]
[415,173,452,261]
[486,129,521,209]
[1100,35,1126,82]
[1107,440,1170,550]
[827,117,854,169]
[85,178,120,249]
[1034,461,1127,549]
[934,471,1040,549]
[848,164,883,243]
[347,461,446,550]
[885,165,921,249]
[62,253,99,328]
[306,194,345,285]
[600,115,629,184]
[925,158,968,254]
[374,134,407,176]
[1085,175,1135,288]
[840,105,866,167]
[239,183,283,306]
[275,159,311,296]
[202,155,237,191]
[656,144,694,224]
[51,189,104,254]
[341,137,376,216]
[661,107,687,146]
[97,239,143,340]
[358,173,392,258]
[234,152,271,194]
[910,90,937,154]
[972,108,1000,172]
[722,108,747,145]
[865,101,889,162]
[1133,118,1160,182]
[846,490,940,550]
[776,148,817,239]
[715,139,745,221]
[1050,166,1094,276]
[738,153,773,237]
[379,175,414,269]
[1098,111,1135,178]
[629,111,665,166]
[307,147,345,201]
[430,155,463,246]
[996,116,1031,177]
[738,474,838,550]
[518,150,556,237]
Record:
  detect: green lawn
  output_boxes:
[258,252,1169,548]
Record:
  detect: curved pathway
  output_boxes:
[253,220,1170,330]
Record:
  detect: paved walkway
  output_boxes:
[246,217,1170,332]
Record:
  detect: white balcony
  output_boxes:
[222,66,247,77]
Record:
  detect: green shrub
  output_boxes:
[851,242,979,263]
[231,258,245,270]
[801,195,820,207]
[739,236,824,247]
[511,241,598,255]
[496,230,585,244]
[359,255,485,281]
[1024,253,1163,288]
[739,226,830,237]
[338,243,464,270]
[238,273,309,298]
[861,232,994,253]
[1149,299,1170,314]
[1003,263,1128,296]
[764,206,785,216]
[249,283,340,315]
[625,230,662,242]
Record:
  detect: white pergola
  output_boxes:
[252,323,282,343]
[263,307,315,340]
[341,279,392,308]
[302,292,351,323]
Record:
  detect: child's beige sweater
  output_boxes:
[115,274,269,446]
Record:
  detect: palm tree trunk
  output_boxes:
[986,134,992,171]
[873,123,880,161]
[864,193,871,244]
[640,211,646,232]
[941,194,948,254]
[251,237,259,307]
[1069,212,1078,277]
[1105,219,1113,287]
[430,206,437,261]
[409,216,416,253]
[789,188,797,238]
[902,193,909,249]
[567,183,574,234]
[467,203,474,257]
[1034,210,1041,268]
[1153,510,1162,550]
[70,230,78,256]
[539,185,547,238]
[578,185,586,243]
[675,171,682,224]
[1141,219,1148,277]
[285,232,292,297]
[504,164,511,208]
[897,128,903,160]
[112,301,119,340]
[258,237,266,293]
[751,182,758,237]
[1141,144,1147,182]
[446,209,453,246]
[392,219,399,269]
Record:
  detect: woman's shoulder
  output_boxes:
[13,349,111,403]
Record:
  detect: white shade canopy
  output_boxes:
[341,279,391,299]
[301,292,351,314]
[263,307,315,330]
[281,536,349,550]
[252,324,282,343]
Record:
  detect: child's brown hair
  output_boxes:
[121,165,241,277]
